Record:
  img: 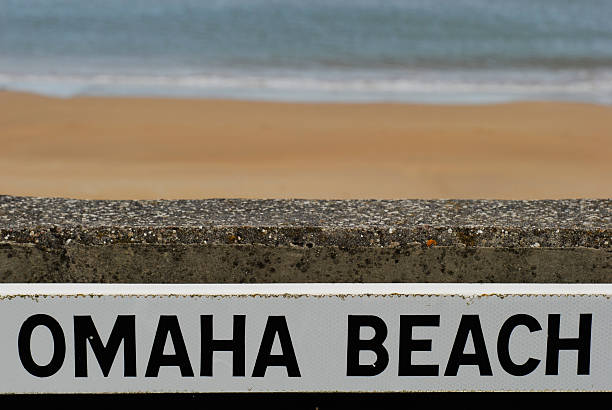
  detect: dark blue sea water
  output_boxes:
[1,0,612,102]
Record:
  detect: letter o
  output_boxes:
[18,314,66,377]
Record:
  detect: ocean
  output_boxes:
[1,0,612,103]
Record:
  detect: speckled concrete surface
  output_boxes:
[0,196,610,283]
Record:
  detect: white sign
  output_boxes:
[0,283,611,393]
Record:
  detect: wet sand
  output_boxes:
[0,91,610,199]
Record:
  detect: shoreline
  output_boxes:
[4,88,612,106]
[1,91,610,199]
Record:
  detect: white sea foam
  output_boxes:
[2,70,612,103]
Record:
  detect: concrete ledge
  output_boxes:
[0,196,609,283]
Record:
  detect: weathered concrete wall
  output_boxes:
[0,196,609,283]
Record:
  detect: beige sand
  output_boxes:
[0,91,610,199]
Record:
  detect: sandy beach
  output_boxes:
[0,91,610,199]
